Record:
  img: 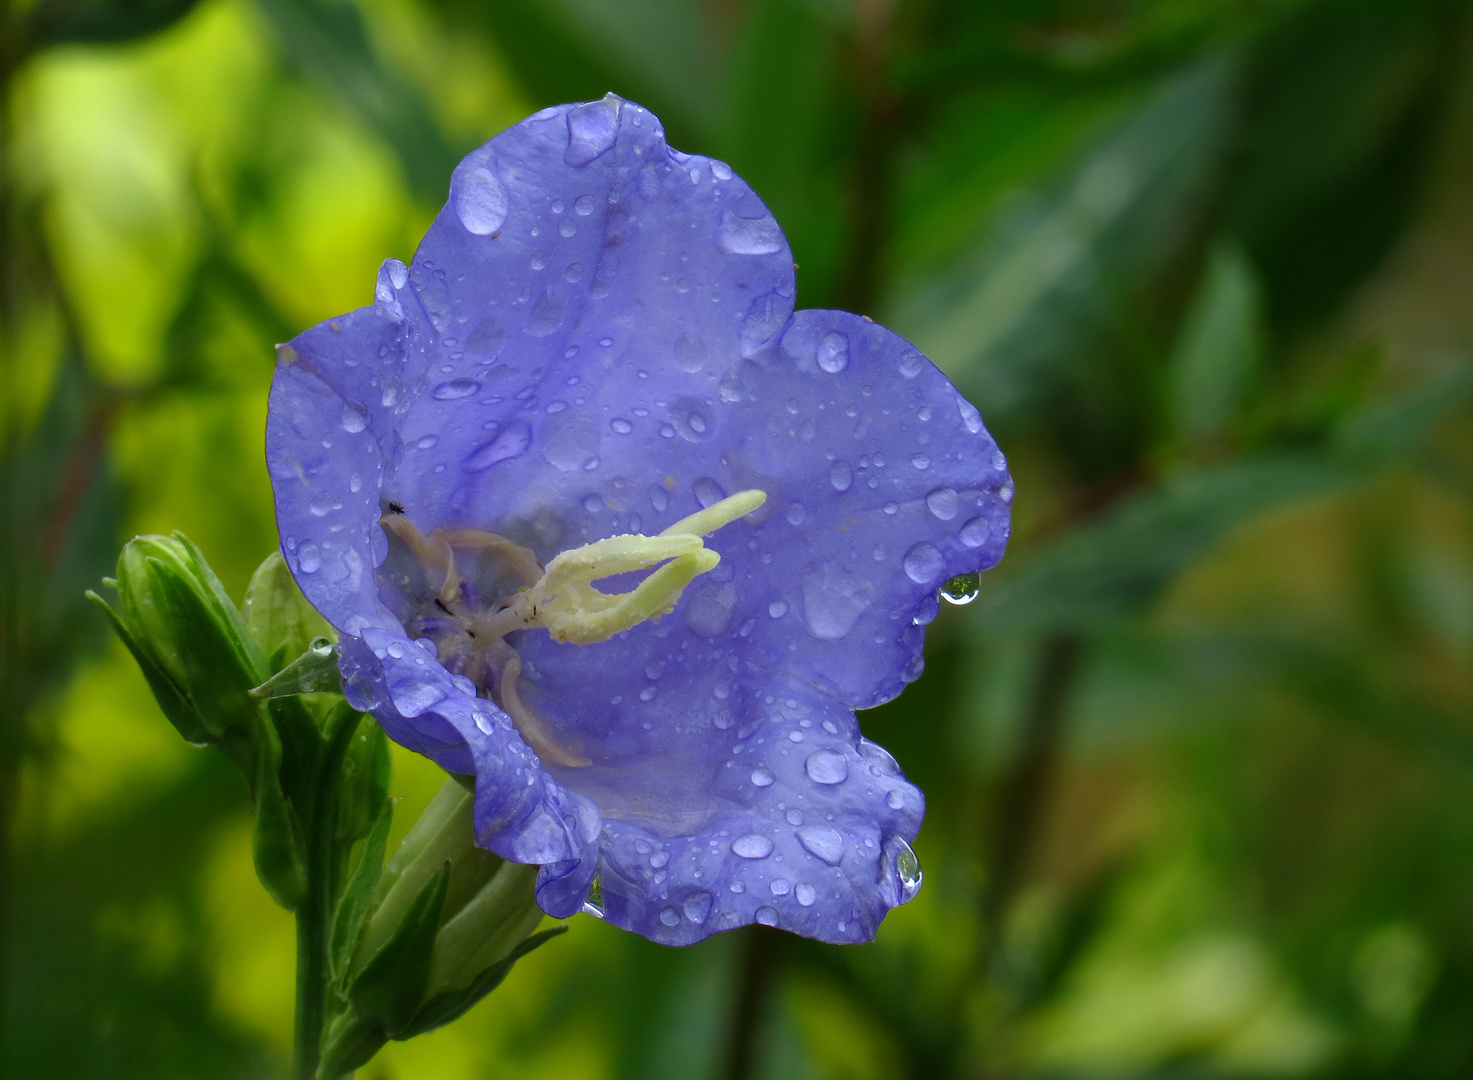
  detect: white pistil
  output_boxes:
[494,489,765,645]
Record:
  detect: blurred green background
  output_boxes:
[4,0,1473,1076]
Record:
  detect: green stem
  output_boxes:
[293,705,359,1080]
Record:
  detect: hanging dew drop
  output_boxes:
[939,570,981,606]
[582,874,605,919]
[892,837,922,903]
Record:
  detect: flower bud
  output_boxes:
[319,778,562,1076]
[90,533,267,748]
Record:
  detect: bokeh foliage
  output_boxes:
[3,0,1473,1077]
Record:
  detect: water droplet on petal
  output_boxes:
[565,98,620,166]
[432,379,479,400]
[958,396,984,434]
[463,423,531,471]
[718,211,783,255]
[884,836,923,905]
[959,516,991,548]
[308,492,333,517]
[659,907,681,927]
[751,767,775,787]
[801,564,871,641]
[795,882,816,906]
[452,157,509,236]
[925,487,958,520]
[341,401,369,433]
[610,417,633,434]
[710,159,733,180]
[829,461,852,492]
[575,194,596,216]
[805,750,848,785]
[913,593,940,625]
[886,789,906,810]
[859,738,899,775]
[298,543,321,573]
[732,834,774,859]
[902,542,944,584]
[768,600,788,619]
[740,291,790,358]
[526,292,564,337]
[941,570,981,605]
[683,891,713,923]
[755,906,779,927]
[797,827,845,866]
[817,332,848,373]
[897,350,924,378]
[770,878,791,896]
[693,477,726,508]
[674,331,706,372]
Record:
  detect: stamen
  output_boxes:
[380,512,460,602]
[435,528,543,588]
[380,490,767,769]
[498,654,590,767]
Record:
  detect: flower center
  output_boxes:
[380,490,766,768]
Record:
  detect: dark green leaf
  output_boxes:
[402,926,568,1038]
[348,861,448,1038]
[331,801,394,983]
[895,54,1234,418]
[251,716,307,910]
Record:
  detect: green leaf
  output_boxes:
[402,926,567,1038]
[251,716,307,910]
[348,861,448,1038]
[331,801,394,984]
[316,1010,387,1080]
[243,549,334,670]
[1333,363,1473,466]
[22,0,204,53]
[895,55,1234,418]
[437,0,714,144]
[976,456,1352,633]
[148,559,261,740]
[86,590,211,747]
[335,716,391,845]
[1168,240,1263,447]
[250,0,460,202]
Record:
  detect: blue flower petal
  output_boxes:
[266,95,1011,946]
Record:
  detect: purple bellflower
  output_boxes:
[267,95,1011,946]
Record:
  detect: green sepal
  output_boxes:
[243,549,335,667]
[317,1010,388,1080]
[148,557,261,740]
[336,716,391,845]
[251,715,307,910]
[348,860,449,1037]
[86,590,211,746]
[331,800,393,983]
[402,925,566,1038]
[248,639,340,699]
